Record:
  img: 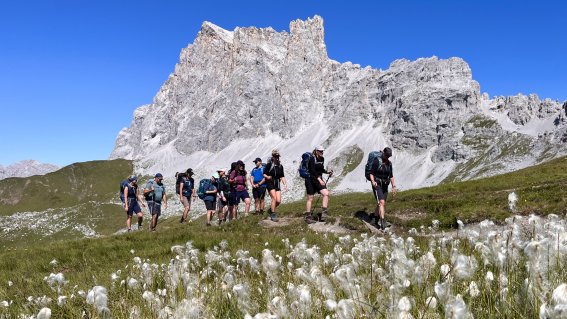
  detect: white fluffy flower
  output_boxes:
[553,284,567,305]
[398,296,411,312]
[57,295,67,306]
[468,281,480,298]
[37,307,51,319]
[426,296,437,309]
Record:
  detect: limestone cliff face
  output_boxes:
[110,16,566,192]
[0,160,59,180]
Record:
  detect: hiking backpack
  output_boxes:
[119,179,129,202]
[364,151,383,181]
[298,152,312,179]
[175,173,187,195]
[197,179,210,200]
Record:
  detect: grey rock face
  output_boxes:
[110,16,566,191]
[0,160,59,180]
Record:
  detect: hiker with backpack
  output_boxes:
[216,168,230,224]
[228,160,251,217]
[199,173,218,226]
[143,173,168,232]
[178,168,195,223]
[250,158,267,215]
[304,146,333,223]
[123,175,146,232]
[367,147,397,230]
[227,162,238,220]
[263,149,288,222]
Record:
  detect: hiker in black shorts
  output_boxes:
[369,147,397,230]
[250,158,267,214]
[123,175,146,231]
[263,149,288,222]
[216,168,230,224]
[305,146,333,222]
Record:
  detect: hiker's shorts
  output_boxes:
[204,199,216,211]
[305,177,326,196]
[372,183,389,201]
[233,190,250,203]
[181,195,191,208]
[266,179,281,192]
[147,201,162,216]
[252,186,267,199]
[126,199,142,216]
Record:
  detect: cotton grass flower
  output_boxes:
[57,295,67,306]
[36,307,51,319]
[426,296,437,309]
[468,281,480,298]
[86,286,108,313]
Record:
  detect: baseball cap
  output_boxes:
[128,175,138,182]
[217,167,225,172]
[253,157,262,163]
[271,149,280,157]
[155,173,163,178]
[315,145,325,152]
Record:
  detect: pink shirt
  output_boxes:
[229,170,247,192]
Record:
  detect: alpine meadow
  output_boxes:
[1,13,567,319]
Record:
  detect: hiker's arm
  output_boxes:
[249,174,256,187]
[390,176,397,195]
[179,183,184,198]
[281,176,289,192]
[123,188,129,211]
[163,193,167,208]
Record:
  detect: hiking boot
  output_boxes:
[206,222,211,227]
[317,212,329,223]
[270,213,279,222]
[304,212,317,224]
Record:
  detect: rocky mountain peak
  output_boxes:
[111,16,566,196]
[0,160,59,180]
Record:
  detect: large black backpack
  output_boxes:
[175,173,187,194]
[364,151,383,181]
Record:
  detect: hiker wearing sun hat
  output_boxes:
[263,149,288,222]
[305,145,333,223]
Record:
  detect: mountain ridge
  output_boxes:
[110,15,566,198]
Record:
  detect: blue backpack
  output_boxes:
[197,179,210,200]
[298,152,312,179]
[364,151,383,181]
[251,165,266,184]
[119,179,129,203]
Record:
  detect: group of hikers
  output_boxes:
[119,146,396,232]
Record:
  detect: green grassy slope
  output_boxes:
[0,159,132,215]
[0,156,565,317]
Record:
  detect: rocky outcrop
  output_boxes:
[0,160,59,180]
[110,16,566,193]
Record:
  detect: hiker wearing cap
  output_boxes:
[203,173,219,226]
[144,173,167,231]
[228,160,251,217]
[250,158,267,215]
[369,147,396,230]
[264,149,288,222]
[216,168,230,224]
[123,175,146,232]
[179,168,196,223]
[305,146,333,222]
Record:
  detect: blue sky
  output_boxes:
[1,0,565,166]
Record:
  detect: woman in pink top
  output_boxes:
[228,160,251,217]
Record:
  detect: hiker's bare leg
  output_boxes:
[321,189,330,209]
[306,195,314,212]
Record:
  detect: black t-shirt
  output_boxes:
[308,155,327,179]
[371,158,393,181]
[264,162,285,179]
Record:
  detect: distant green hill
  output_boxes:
[0,159,133,246]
